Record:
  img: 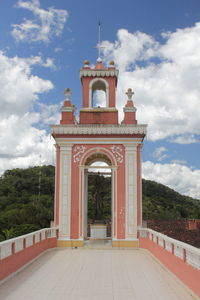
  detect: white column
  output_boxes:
[112,167,117,239]
[125,145,138,239]
[59,145,72,240]
[83,170,88,239]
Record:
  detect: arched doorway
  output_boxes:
[81,150,116,241]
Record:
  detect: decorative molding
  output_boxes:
[123,107,137,112]
[110,145,123,163]
[51,124,147,135]
[61,106,74,112]
[73,145,87,163]
[80,69,119,78]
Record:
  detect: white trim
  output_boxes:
[123,107,137,113]
[125,145,137,239]
[55,138,143,145]
[83,170,88,239]
[80,69,119,78]
[51,124,147,135]
[61,106,74,112]
[79,146,118,167]
[138,228,200,270]
[59,146,72,239]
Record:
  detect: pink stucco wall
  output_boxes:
[139,237,200,298]
[0,234,58,282]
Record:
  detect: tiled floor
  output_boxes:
[0,247,198,300]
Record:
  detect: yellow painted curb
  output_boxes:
[57,240,84,247]
[112,240,139,248]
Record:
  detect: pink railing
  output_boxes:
[0,227,58,282]
[138,227,200,298]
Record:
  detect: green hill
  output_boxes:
[142,179,200,220]
[0,166,55,241]
[0,165,199,241]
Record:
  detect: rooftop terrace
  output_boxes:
[0,245,197,300]
[0,228,199,299]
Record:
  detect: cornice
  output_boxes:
[50,124,147,135]
[80,69,119,78]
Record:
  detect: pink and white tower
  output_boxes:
[51,58,147,247]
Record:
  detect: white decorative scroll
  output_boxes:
[73,145,86,163]
[110,145,123,163]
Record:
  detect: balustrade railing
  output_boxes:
[138,228,200,270]
[0,227,58,260]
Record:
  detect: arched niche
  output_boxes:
[89,78,109,107]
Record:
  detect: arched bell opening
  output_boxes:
[89,78,109,108]
[82,152,114,241]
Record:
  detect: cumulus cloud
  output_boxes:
[0,51,58,174]
[169,134,199,144]
[0,51,53,116]
[0,114,55,174]
[101,23,200,142]
[142,161,200,199]
[170,160,187,165]
[153,146,168,161]
[11,0,68,43]
[93,90,107,107]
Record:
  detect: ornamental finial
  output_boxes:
[83,59,90,66]
[64,88,72,101]
[126,88,134,101]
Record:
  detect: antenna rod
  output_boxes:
[98,21,102,57]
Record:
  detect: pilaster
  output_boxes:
[125,144,138,239]
[59,145,72,240]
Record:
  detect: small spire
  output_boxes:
[126,88,134,101]
[97,57,102,63]
[64,88,72,101]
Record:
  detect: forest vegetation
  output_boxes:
[0,165,200,241]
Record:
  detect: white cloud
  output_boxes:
[0,113,55,175]
[88,162,111,176]
[38,103,60,125]
[11,0,68,43]
[54,47,63,53]
[142,161,200,199]
[0,51,53,116]
[170,159,187,165]
[169,134,199,144]
[92,90,107,107]
[0,51,57,174]
[153,146,168,161]
[101,23,200,142]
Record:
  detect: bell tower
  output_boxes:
[51,57,147,248]
[79,58,119,124]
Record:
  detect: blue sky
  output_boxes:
[0,0,200,199]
